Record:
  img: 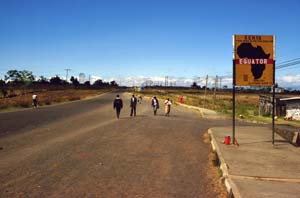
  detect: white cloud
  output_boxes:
[90,75,102,84]
[221,77,233,87]
[277,74,300,89]
[280,74,300,83]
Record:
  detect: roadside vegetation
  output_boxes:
[0,89,107,111]
[0,69,119,111]
[137,87,300,127]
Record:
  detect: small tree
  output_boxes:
[93,79,104,87]
[5,70,35,84]
[50,75,63,85]
[0,79,7,98]
[191,82,200,89]
[70,76,80,87]
[110,80,118,87]
[0,79,5,87]
[37,76,49,84]
[84,81,91,86]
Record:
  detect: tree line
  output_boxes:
[0,70,119,98]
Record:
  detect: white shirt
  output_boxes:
[32,95,37,100]
[164,100,171,105]
[153,99,157,106]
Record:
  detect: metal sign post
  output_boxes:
[232,86,236,144]
[272,36,276,145]
[232,37,236,145]
[272,60,276,145]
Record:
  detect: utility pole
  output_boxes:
[118,75,121,86]
[197,76,201,106]
[214,75,218,106]
[65,69,71,82]
[204,75,208,108]
[165,76,168,87]
[214,75,218,98]
[165,76,168,95]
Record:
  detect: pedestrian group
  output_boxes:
[113,94,172,119]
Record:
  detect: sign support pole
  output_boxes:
[232,60,236,144]
[272,60,276,145]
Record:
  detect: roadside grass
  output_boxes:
[0,89,108,111]
[275,117,300,127]
[137,88,300,127]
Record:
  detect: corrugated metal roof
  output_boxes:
[280,97,300,101]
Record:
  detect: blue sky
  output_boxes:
[0,0,300,87]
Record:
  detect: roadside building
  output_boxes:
[275,87,285,93]
[280,97,300,121]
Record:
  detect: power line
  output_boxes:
[277,58,300,65]
[276,60,300,69]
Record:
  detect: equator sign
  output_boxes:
[233,35,275,86]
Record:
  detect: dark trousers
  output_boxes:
[33,99,37,108]
[116,108,121,118]
[153,106,158,115]
[130,106,136,116]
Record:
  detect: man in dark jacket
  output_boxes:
[151,96,159,115]
[130,94,137,117]
[113,95,123,119]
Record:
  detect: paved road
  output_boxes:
[0,93,115,136]
[0,92,239,197]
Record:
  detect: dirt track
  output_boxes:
[0,92,233,197]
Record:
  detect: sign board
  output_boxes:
[233,35,275,86]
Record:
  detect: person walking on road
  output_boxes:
[130,94,138,117]
[32,94,38,108]
[138,95,142,104]
[151,96,159,115]
[113,95,123,119]
[164,98,172,116]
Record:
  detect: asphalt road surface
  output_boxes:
[0,92,237,197]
